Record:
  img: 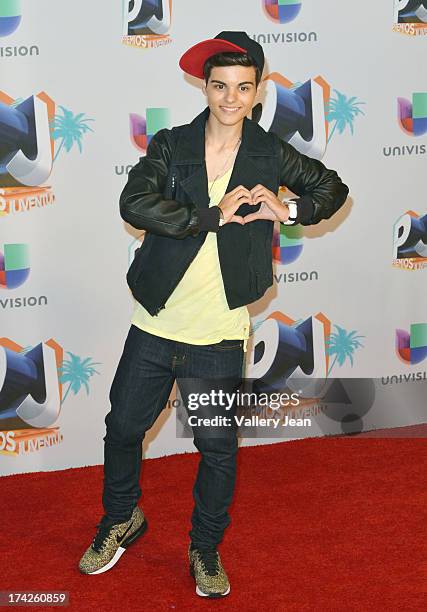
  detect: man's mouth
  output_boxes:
[220,106,241,113]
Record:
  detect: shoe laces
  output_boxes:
[196,549,220,576]
[92,520,114,553]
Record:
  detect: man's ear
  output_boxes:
[202,82,207,95]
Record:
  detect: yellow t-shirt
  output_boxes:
[131,166,251,351]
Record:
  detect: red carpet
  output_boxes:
[2,435,426,611]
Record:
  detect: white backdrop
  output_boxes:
[1,0,426,475]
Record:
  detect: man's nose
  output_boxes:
[224,88,238,103]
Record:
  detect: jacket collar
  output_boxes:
[174,106,275,165]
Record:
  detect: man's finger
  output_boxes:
[251,197,265,206]
[235,190,252,199]
[252,194,270,205]
[250,191,266,203]
[233,195,252,207]
[243,212,261,223]
[250,184,266,193]
[251,186,273,199]
[231,185,251,197]
[228,215,245,225]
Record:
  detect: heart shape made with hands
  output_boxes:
[241,184,290,224]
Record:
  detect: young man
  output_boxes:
[79,32,349,597]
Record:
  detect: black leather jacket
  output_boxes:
[120,106,349,316]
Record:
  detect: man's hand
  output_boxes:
[243,184,290,223]
[218,185,252,225]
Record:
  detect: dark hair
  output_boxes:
[203,52,261,87]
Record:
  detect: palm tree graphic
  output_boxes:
[326,90,365,143]
[58,352,101,405]
[50,106,94,163]
[326,325,364,377]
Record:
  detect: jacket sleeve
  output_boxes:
[277,137,349,225]
[119,128,220,238]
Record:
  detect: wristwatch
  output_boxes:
[281,199,298,225]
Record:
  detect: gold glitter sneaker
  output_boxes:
[79,506,147,575]
[188,543,230,597]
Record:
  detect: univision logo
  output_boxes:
[383,93,427,157]
[0,243,48,309]
[271,220,319,282]
[0,243,29,289]
[398,93,427,136]
[0,0,21,37]
[130,107,170,153]
[115,107,170,175]
[396,323,427,364]
[0,1,40,58]
[263,0,302,24]
[255,0,317,44]
[272,222,304,264]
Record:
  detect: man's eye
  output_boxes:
[215,84,224,89]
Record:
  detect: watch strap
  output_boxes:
[281,199,298,225]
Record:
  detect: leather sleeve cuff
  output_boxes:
[292,196,315,225]
[196,206,221,233]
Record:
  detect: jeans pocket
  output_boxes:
[206,339,244,351]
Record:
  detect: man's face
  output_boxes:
[202,65,258,127]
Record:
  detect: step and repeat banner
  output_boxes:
[1,1,426,475]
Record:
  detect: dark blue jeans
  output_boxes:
[103,324,244,549]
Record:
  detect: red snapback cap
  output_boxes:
[179,31,265,80]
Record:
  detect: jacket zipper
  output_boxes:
[171,173,177,198]
[153,171,201,315]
